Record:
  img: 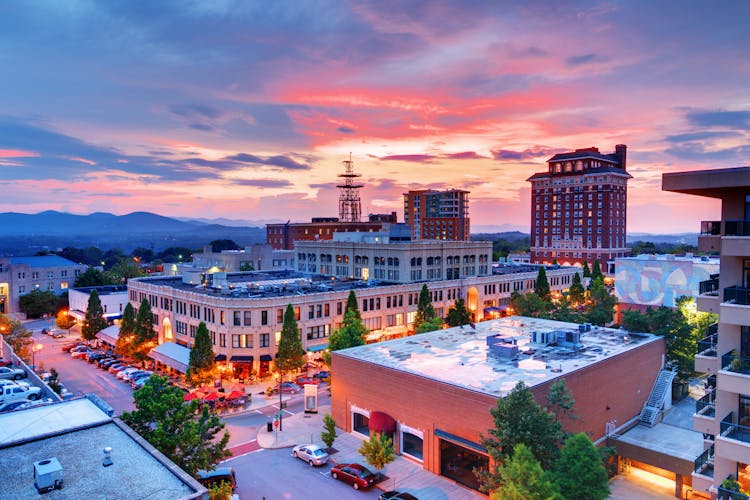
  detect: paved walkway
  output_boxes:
[256,404,481,500]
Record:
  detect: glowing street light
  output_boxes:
[32,343,44,370]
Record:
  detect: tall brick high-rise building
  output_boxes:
[527,145,631,266]
[403,189,470,241]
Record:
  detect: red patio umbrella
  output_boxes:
[183,392,201,402]
[203,392,220,402]
[225,390,245,400]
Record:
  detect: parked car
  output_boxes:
[295,376,320,386]
[292,444,329,466]
[0,379,30,390]
[380,491,419,500]
[0,399,32,412]
[267,382,301,395]
[330,463,376,490]
[196,467,237,490]
[71,349,91,359]
[109,364,129,374]
[314,371,331,380]
[116,367,140,380]
[123,370,151,382]
[0,357,13,367]
[61,343,79,352]
[41,328,50,335]
[132,377,151,389]
[0,366,27,380]
[0,383,41,403]
[51,331,66,339]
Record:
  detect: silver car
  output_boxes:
[292,444,329,466]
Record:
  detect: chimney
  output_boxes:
[615,144,627,170]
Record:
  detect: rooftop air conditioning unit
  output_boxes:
[531,331,555,345]
[34,458,63,494]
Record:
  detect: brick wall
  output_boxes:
[331,336,665,475]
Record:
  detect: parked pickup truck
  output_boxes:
[0,383,41,403]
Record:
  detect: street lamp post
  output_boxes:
[278,360,283,431]
[32,343,43,371]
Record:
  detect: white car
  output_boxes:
[0,379,30,390]
[117,368,140,380]
[0,366,26,380]
[291,444,329,466]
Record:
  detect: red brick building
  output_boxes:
[331,316,665,494]
[403,189,470,241]
[266,213,397,250]
[527,145,631,267]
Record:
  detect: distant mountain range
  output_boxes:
[0,211,266,255]
[0,211,699,256]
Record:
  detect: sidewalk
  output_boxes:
[256,404,481,500]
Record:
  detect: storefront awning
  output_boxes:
[95,325,119,346]
[230,355,254,363]
[369,411,397,434]
[307,343,328,353]
[435,429,486,454]
[215,354,227,362]
[148,342,190,373]
[260,354,273,362]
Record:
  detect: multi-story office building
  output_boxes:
[663,167,750,497]
[403,189,470,241]
[294,235,492,284]
[266,213,397,250]
[0,256,87,317]
[127,264,578,378]
[528,145,631,267]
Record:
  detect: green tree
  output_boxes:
[18,290,59,318]
[550,301,584,323]
[188,322,217,385]
[47,368,63,395]
[132,298,155,360]
[546,379,578,434]
[208,481,233,500]
[73,267,114,287]
[116,302,136,356]
[509,291,551,318]
[357,432,395,476]
[55,309,75,330]
[478,382,563,492]
[321,413,338,450]
[621,309,651,333]
[585,277,617,326]
[277,304,305,372]
[446,298,473,327]
[131,247,155,262]
[107,257,146,284]
[239,263,254,272]
[568,273,585,305]
[82,290,109,340]
[0,314,33,362]
[494,443,559,500]
[590,260,603,282]
[121,376,230,476]
[345,290,361,320]
[413,284,436,330]
[534,266,551,302]
[210,239,241,252]
[328,308,367,352]
[553,433,609,500]
[582,261,591,278]
[416,316,443,334]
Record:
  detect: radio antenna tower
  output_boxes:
[337,153,363,222]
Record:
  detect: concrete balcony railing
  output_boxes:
[718,412,750,465]
[701,219,750,254]
[694,391,717,435]
[718,352,750,394]
[696,333,719,374]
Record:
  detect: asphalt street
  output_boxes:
[25,318,136,415]
[227,447,383,500]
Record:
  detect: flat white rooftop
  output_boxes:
[335,316,659,397]
[616,253,719,265]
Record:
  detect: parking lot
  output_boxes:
[31,328,136,415]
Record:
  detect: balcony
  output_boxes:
[718,412,750,465]
[696,333,719,373]
[700,220,722,252]
[700,278,721,296]
[717,486,750,500]
[694,391,717,435]
[721,287,750,325]
[692,444,715,494]
[718,352,750,394]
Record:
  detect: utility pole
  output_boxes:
[279,360,283,431]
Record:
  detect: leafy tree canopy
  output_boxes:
[568,273,585,305]
[74,267,115,287]
[534,266,551,302]
[509,291,551,319]
[413,284,436,330]
[121,376,230,476]
[18,289,59,318]
[590,260,603,282]
[358,432,395,473]
[416,316,443,334]
[553,433,610,500]
[188,322,217,385]
[445,298,473,327]
[493,443,559,500]
[82,290,109,340]
[585,277,617,326]
[210,239,241,252]
[106,257,146,284]
[0,314,32,362]
[582,261,591,278]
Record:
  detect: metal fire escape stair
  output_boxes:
[639,369,677,427]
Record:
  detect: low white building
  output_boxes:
[68,285,129,322]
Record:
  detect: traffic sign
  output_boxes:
[273,420,279,429]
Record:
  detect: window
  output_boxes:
[277,309,284,323]
[244,311,251,326]
[261,310,268,325]
[219,334,226,348]
[233,311,241,326]
[260,333,269,348]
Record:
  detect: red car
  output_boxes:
[295,376,320,386]
[0,358,12,367]
[330,463,376,490]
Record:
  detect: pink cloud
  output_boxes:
[0,149,39,158]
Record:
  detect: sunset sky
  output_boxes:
[1,1,747,233]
